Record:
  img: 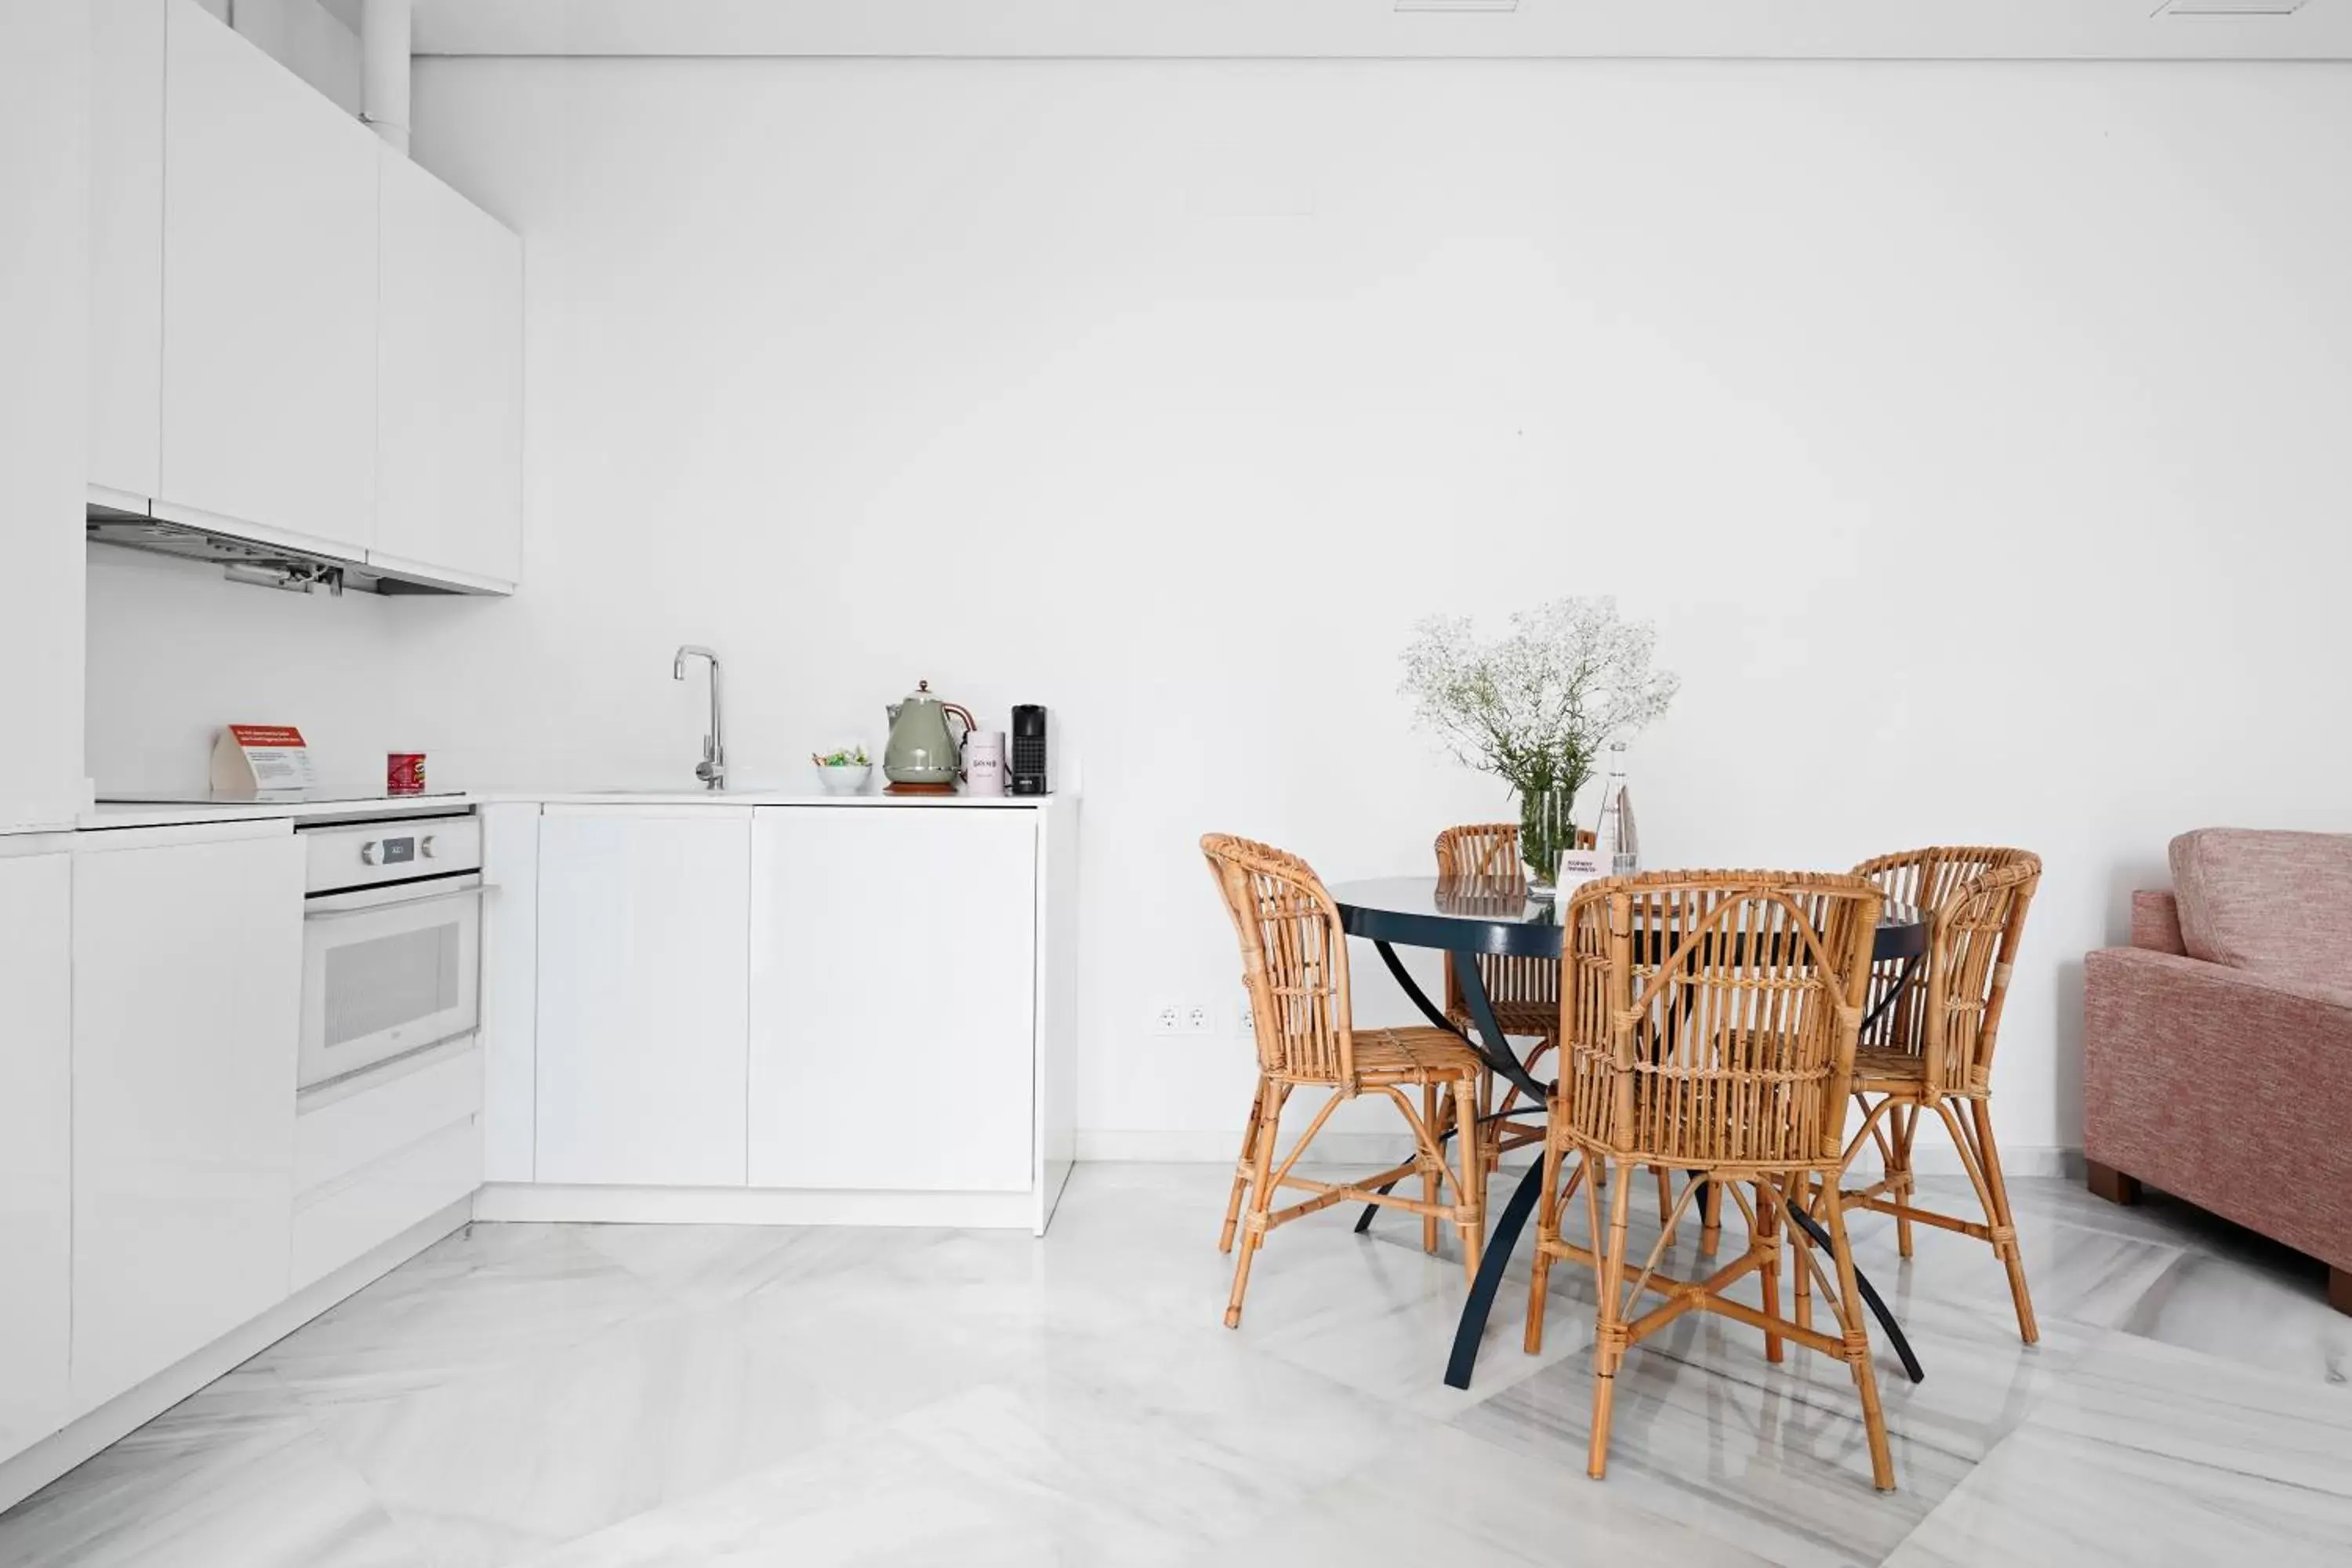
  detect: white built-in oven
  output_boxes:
[298,811,483,1089]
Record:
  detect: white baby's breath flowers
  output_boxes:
[1400,597,1679,880]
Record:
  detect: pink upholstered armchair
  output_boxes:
[2083,829,2352,1314]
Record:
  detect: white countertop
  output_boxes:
[78,794,487,830]
[519,789,1067,809]
[78,788,1071,831]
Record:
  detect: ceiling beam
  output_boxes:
[412,0,2352,63]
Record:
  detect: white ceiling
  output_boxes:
[408,0,2352,62]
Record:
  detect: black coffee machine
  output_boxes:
[1010,705,1050,795]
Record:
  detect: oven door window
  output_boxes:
[301,883,481,1088]
[325,920,461,1047]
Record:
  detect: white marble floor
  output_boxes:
[2,1164,2347,1567]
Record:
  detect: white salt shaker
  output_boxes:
[964,731,1007,796]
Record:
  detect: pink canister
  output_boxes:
[963,731,1007,797]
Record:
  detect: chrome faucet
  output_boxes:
[672,644,726,790]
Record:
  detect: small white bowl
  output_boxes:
[813,763,872,796]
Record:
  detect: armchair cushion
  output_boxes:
[2169,829,2352,989]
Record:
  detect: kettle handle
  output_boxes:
[944,704,978,779]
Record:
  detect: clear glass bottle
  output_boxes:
[1593,743,1638,877]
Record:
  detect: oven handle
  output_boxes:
[304,877,485,920]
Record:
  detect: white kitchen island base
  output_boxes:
[479,794,1080,1236]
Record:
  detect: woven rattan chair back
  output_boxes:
[1555,871,1881,1171]
[1201,833,1359,1089]
[1433,822,1524,884]
[1433,822,1592,1022]
[1853,848,2041,1094]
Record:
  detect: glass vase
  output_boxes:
[1516,782,1578,902]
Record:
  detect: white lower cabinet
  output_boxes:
[290,1043,485,1290]
[478,804,541,1181]
[749,807,1037,1192]
[534,808,752,1186]
[484,797,1075,1231]
[292,1119,482,1292]
[70,822,304,1413]
[0,844,73,1454]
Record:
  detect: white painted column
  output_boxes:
[361,0,411,155]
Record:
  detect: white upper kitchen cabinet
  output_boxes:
[535,808,752,1187]
[0,843,74,1454]
[71,822,305,1413]
[88,0,165,506]
[375,147,524,592]
[158,0,377,561]
[0,1,89,834]
[749,807,1037,1193]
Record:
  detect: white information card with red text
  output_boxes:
[210,724,314,797]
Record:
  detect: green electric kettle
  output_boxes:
[883,681,977,792]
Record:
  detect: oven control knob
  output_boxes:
[422,835,436,858]
[360,842,378,866]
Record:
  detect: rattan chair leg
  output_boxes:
[1224,1083,1287,1329]
[1422,1084,1443,1254]
[1525,1138,1566,1355]
[1970,1097,2038,1345]
[1588,1160,1636,1481]
[1221,1078,1268,1254]
[1892,1105,1918,1260]
[1653,1166,1675,1246]
[1699,1179,1724,1258]
[1479,1071,1500,1178]
[1454,1081,1484,1283]
[1756,1180,1785,1365]
[1788,1177,1814,1335]
[1820,1190,1896,1491]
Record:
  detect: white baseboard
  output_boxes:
[472,1182,1043,1232]
[0,1199,471,1515]
[1072,1130,2082,1180]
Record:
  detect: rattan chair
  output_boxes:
[1202,833,1489,1328]
[1435,824,1562,1158]
[1837,848,2043,1344]
[1524,870,1895,1491]
[1436,823,1680,1227]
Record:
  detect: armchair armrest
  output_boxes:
[2084,946,2352,1272]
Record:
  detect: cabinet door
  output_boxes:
[89,0,165,502]
[375,148,524,590]
[535,809,750,1186]
[72,825,304,1412]
[0,1,88,833]
[478,804,541,1182]
[750,808,1036,1192]
[158,0,376,557]
[0,847,73,1451]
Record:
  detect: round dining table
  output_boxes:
[1326,874,1930,1392]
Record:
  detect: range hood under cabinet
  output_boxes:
[85,503,476,597]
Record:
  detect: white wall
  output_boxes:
[106,55,2352,1156]
[85,546,409,798]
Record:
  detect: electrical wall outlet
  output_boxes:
[1152,1004,1184,1035]
[1236,998,1256,1036]
[1182,1004,1215,1035]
